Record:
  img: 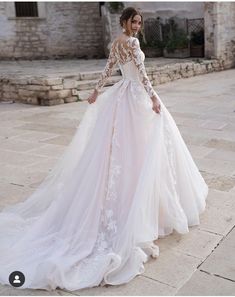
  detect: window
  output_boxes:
[15,2,38,17]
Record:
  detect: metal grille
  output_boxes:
[15,2,38,17]
[144,18,162,44]
[186,18,204,35]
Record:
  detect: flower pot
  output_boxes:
[163,48,190,58]
[143,47,163,58]
[190,44,204,57]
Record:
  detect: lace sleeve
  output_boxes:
[129,37,158,99]
[94,41,118,93]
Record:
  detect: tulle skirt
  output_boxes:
[0,78,208,291]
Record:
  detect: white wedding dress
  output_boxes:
[0,36,208,291]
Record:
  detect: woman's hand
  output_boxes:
[87,89,98,104]
[151,96,161,114]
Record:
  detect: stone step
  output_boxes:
[77,86,111,101]
[0,58,225,106]
[79,68,121,81]
[77,75,122,91]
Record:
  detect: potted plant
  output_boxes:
[162,19,190,58]
[163,29,190,58]
[139,38,164,58]
[107,2,124,13]
[190,29,204,57]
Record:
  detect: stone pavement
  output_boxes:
[0,69,235,295]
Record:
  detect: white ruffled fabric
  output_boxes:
[0,48,208,292]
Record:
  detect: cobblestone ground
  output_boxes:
[0,69,235,296]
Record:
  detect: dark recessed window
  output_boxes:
[15,2,38,17]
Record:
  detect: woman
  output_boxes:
[0,7,208,292]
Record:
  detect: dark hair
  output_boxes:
[119,7,144,35]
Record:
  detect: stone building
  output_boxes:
[0,2,234,67]
[0,2,105,59]
[0,2,234,106]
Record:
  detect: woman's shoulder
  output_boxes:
[113,35,139,46]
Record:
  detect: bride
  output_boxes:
[0,7,208,292]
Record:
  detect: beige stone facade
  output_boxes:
[0,2,104,59]
[0,2,234,66]
[0,2,234,106]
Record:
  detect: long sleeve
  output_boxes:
[129,37,158,99]
[94,41,118,93]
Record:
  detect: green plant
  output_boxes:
[161,18,189,52]
[190,29,204,45]
[139,31,164,49]
[140,39,165,49]
[165,29,189,52]
[165,30,188,52]
[161,18,178,42]
[107,2,124,13]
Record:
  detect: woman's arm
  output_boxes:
[129,37,159,101]
[94,41,118,93]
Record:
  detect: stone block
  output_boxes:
[45,78,63,86]
[72,89,78,96]
[9,78,29,85]
[29,78,47,85]
[2,84,16,92]
[51,84,64,90]
[26,97,39,105]
[48,90,71,99]
[18,89,36,98]
[41,99,64,106]
[63,79,78,89]
[2,92,19,100]
[64,96,77,103]
[27,85,51,91]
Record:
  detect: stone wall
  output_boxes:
[0,2,104,60]
[0,58,225,105]
[204,2,235,68]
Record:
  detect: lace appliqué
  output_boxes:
[128,37,157,99]
[93,94,122,255]
[94,37,158,100]
[94,41,118,93]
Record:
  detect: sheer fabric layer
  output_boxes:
[0,37,208,291]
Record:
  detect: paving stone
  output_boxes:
[0,284,72,295]
[156,228,223,259]
[202,172,235,192]
[143,249,202,288]
[187,144,215,159]
[205,138,235,153]
[176,270,235,296]
[199,227,235,282]
[73,275,176,296]
[0,149,47,166]
[194,157,235,176]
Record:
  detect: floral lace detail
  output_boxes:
[89,92,122,257]
[105,156,121,202]
[94,37,158,100]
[128,37,157,99]
[94,41,118,93]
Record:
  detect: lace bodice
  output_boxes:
[94,36,158,99]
